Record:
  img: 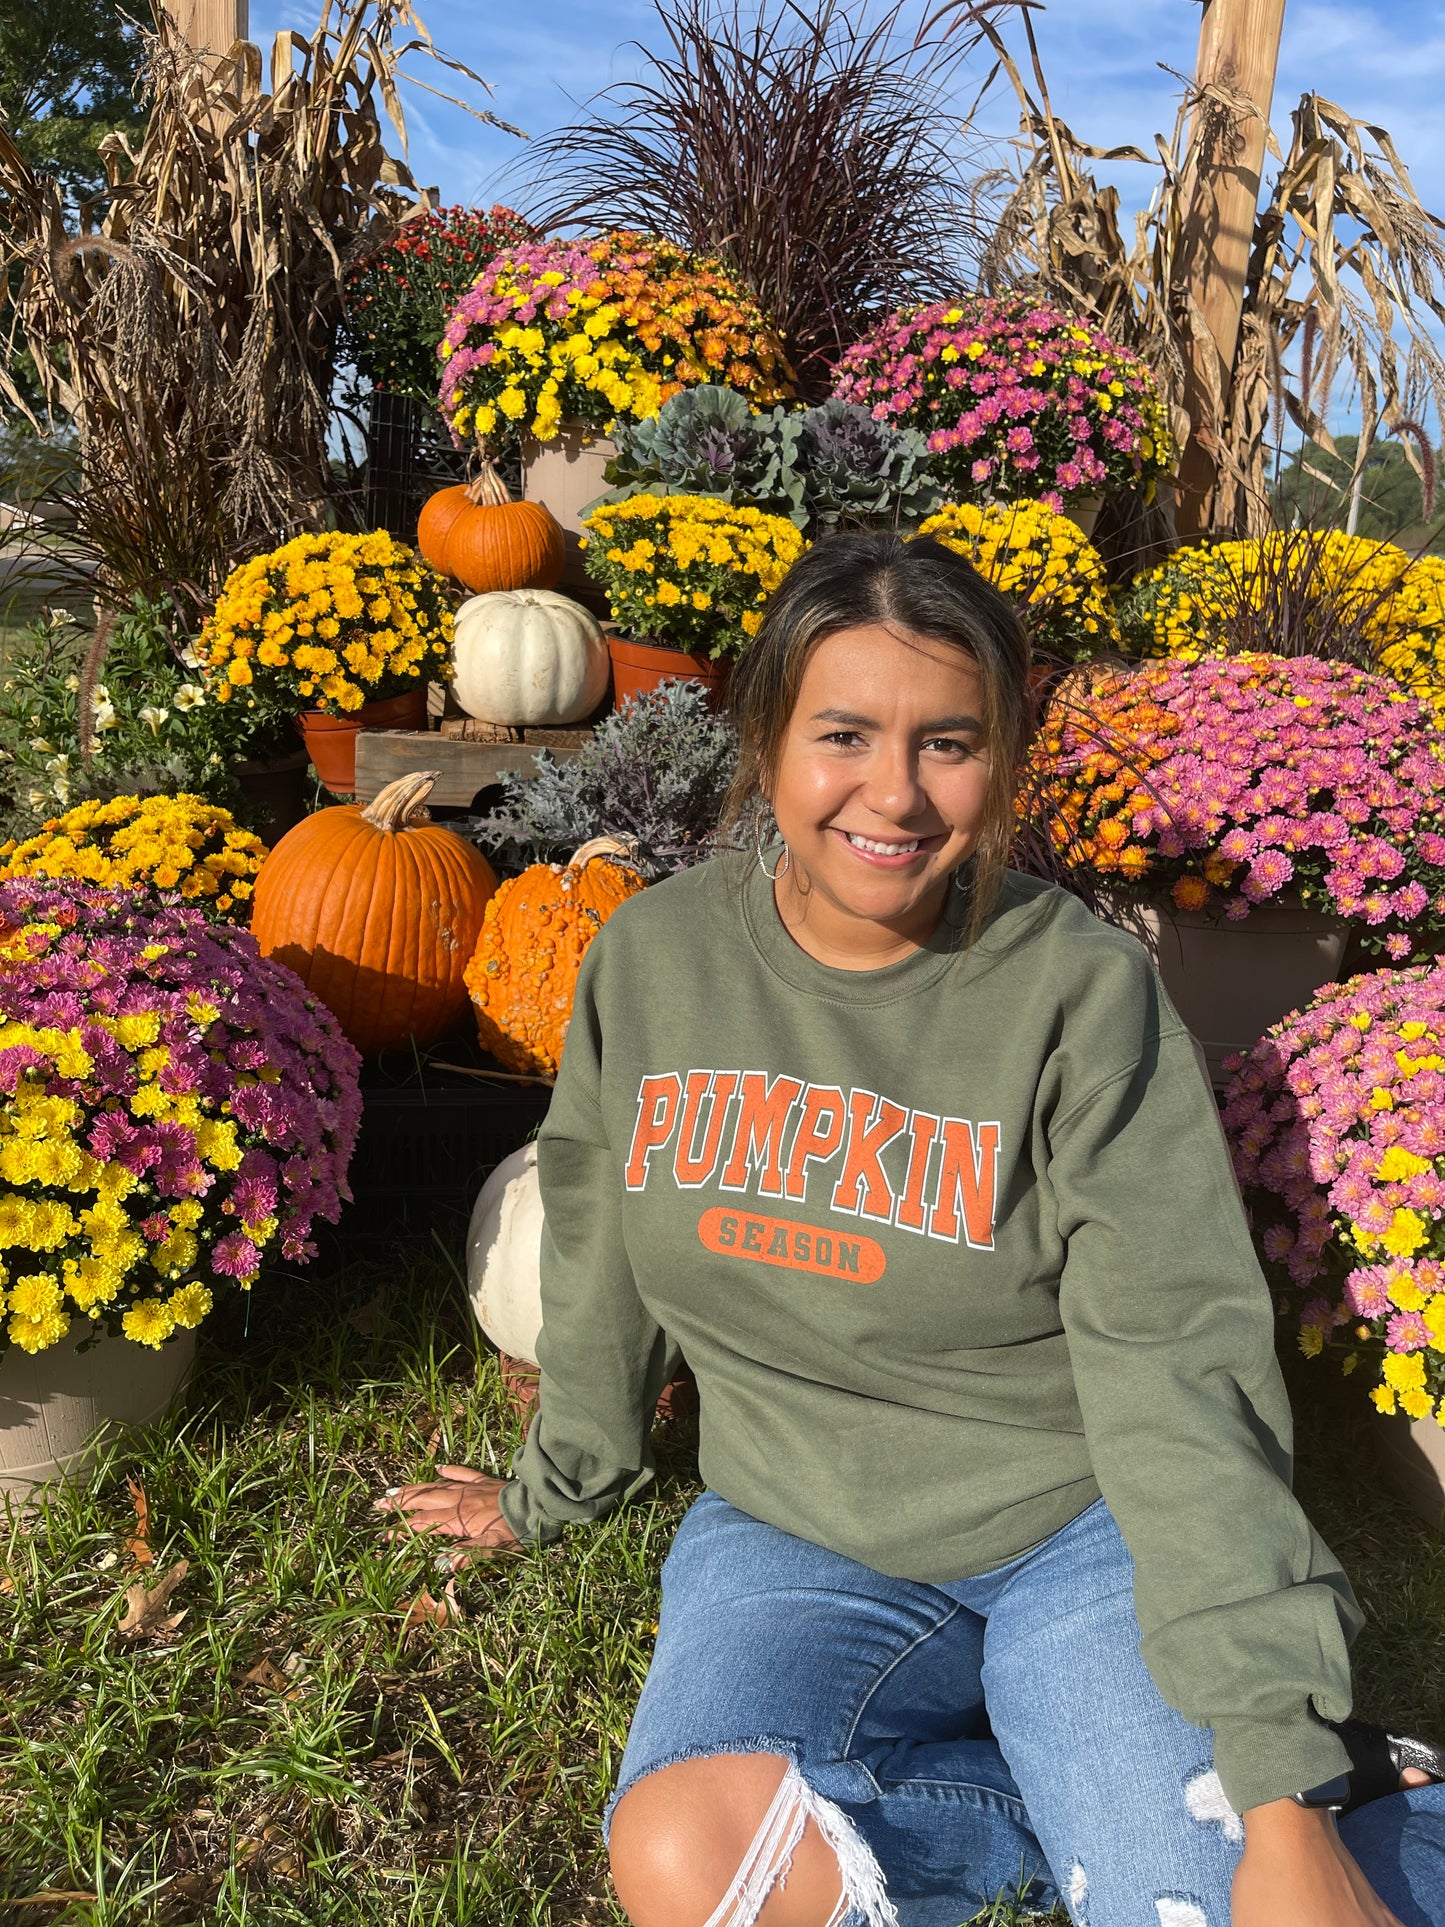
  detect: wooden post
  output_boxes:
[163,0,248,53]
[1175,0,1288,534]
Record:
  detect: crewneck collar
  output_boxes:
[740,850,973,1006]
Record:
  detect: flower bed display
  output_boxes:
[201,530,453,718]
[580,492,806,660]
[0,881,361,1356]
[1031,652,1445,959]
[0,795,267,921]
[1223,964,1445,1428]
[344,204,538,404]
[832,294,1173,506]
[1120,529,1445,717]
[438,231,792,447]
[917,499,1119,657]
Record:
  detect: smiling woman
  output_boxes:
[382,533,1445,1927]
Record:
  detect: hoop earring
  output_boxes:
[756,823,791,881]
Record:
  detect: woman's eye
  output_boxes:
[923,736,975,757]
[820,729,865,748]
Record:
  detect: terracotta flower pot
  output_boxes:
[1099,894,1349,1088]
[1375,1409,1445,1530]
[608,632,731,709]
[0,1330,194,1497]
[296,688,428,795]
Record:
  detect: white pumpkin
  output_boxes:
[452,588,610,726]
[466,1141,545,1363]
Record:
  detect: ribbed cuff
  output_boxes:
[497,1476,564,1547]
[1211,1711,1353,1814]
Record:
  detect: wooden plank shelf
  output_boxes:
[353,728,580,808]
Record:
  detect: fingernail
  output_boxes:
[384,1486,401,1498]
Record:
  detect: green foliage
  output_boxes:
[341,205,537,408]
[1273,434,1445,551]
[0,599,293,841]
[469,680,738,880]
[0,0,146,203]
[603,384,942,532]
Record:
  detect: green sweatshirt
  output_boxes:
[499,855,1361,1814]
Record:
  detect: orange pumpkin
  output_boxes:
[464,837,646,1078]
[416,459,564,594]
[252,771,497,1058]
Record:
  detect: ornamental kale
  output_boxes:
[598,385,941,531]
[467,681,738,880]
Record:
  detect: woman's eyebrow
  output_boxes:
[809,707,984,732]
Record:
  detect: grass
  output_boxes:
[0,1224,1441,1926]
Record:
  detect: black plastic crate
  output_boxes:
[324,1031,551,1247]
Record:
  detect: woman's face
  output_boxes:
[768,622,993,966]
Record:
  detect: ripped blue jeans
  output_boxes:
[604,1491,1445,1927]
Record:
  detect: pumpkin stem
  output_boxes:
[465,456,513,509]
[567,834,638,870]
[360,771,440,831]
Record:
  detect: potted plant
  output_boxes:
[0,879,361,1493]
[1222,964,1445,1523]
[0,794,267,919]
[1119,526,1445,716]
[579,491,806,700]
[1031,652,1445,1079]
[437,232,792,581]
[199,530,454,795]
[832,292,1174,520]
[917,499,1120,667]
[599,384,943,532]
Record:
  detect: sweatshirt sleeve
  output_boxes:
[1049,1008,1362,1815]
[498,944,680,1546]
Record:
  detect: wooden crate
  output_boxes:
[352,728,580,808]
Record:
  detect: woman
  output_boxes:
[382,534,1445,1927]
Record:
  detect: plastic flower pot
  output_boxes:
[1374,1410,1445,1530]
[296,688,428,795]
[520,422,617,593]
[235,747,311,845]
[0,1330,194,1497]
[1063,494,1102,538]
[1100,895,1349,1087]
[607,632,731,708]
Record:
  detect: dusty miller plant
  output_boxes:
[468,681,738,881]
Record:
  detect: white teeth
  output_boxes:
[845,832,920,855]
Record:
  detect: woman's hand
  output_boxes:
[374,1465,521,1564]
[1232,1801,1404,1927]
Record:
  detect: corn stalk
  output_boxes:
[973,10,1445,539]
[0,0,513,600]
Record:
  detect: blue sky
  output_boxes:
[249,0,1445,220]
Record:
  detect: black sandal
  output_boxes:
[1332,1716,1445,1814]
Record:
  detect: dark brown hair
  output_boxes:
[724,530,1032,942]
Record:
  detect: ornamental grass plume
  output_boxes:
[1119,528,1445,719]
[1031,653,1445,960]
[1223,964,1445,1428]
[200,531,453,719]
[437,231,792,448]
[580,493,807,658]
[0,881,361,1356]
[917,500,1120,660]
[832,294,1173,507]
[0,796,267,920]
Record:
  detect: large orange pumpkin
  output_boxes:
[417,459,564,595]
[252,771,497,1058]
[464,838,646,1078]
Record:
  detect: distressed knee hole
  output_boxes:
[1065,1860,1089,1921]
[1182,1767,1244,1844]
[1155,1900,1209,1927]
[699,1759,898,1927]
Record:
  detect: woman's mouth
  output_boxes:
[832,828,934,867]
